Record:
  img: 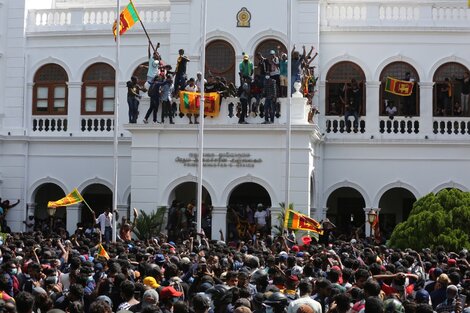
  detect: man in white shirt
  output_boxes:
[287,280,322,313]
[93,208,113,243]
[254,203,268,234]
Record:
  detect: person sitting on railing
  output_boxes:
[343,79,361,132]
[385,100,397,120]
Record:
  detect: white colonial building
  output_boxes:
[0,0,469,239]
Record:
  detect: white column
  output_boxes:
[364,208,372,237]
[211,206,226,240]
[365,81,381,135]
[67,204,81,234]
[270,206,282,236]
[419,82,434,135]
[67,82,82,135]
[318,81,326,131]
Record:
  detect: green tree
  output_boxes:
[389,189,470,251]
[132,206,166,240]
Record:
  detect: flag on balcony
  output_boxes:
[179,91,221,117]
[47,188,84,208]
[384,77,414,96]
[284,210,324,234]
[113,0,140,38]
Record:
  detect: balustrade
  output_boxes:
[32,116,68,133]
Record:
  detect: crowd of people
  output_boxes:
[126,42,319,125]
[0,194,468,313]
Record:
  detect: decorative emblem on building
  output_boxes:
[236,7,251,27]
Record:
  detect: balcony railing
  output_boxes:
[27,6,171,32]
[321,1,470,28]
[379,116,420,134]
[32,116,68,133]
[433,117,470,135]
[325,116,366,134]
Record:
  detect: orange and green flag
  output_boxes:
[179,91,221,117]
[97,243,110,260]
[112,0,140,38]
[284,210,323,234]
[384,77,414,96]
[47,188,84,208]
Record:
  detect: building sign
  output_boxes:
[175,153,262,168]
[236,7,251,27]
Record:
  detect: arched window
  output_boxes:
[380,62,420,116]
[132,62,148,86]
[81,63,115,115]
[205,40,235,84]
[254,39,287,76]
[433,62,469,117]
[33,64,68,115]
[326,61,366,115]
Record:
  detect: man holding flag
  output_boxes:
[93,208,114,244]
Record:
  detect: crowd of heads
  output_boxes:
[0,204,467,313]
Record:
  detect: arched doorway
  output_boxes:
[254,39,287,76]
[378,188,416,239]
[326,187,366,239]
[432,62,469,117]
[80,183,113,225]
[380,61,420,117]
[170,182,212,208]
[33,183,66,232]
[226,182,272,241]
[205,40,236,84]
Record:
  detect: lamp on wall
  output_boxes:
[367,209,377,237]
[47,207,56,229]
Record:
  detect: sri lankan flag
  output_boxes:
[284,210,323,234]
[179,92,221,117]
[97,243,110,260]
[384,77,414,96]
[112,0,140,38]
[47,188,84,208]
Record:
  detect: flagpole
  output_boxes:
[285,0,293,211]
[112,0,121,243]
[129,0,156,52]
[196,0,207,234]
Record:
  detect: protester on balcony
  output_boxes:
[268,50,281,97]
[342,79,361,131]
[143,42,161,87]
[144,76,169,124]
[279,53,288,98]
[126,76,145,124]
[402,72,416,118]
[385,100,397,119]
[238,77,250,124]
[173,49,190,98]
[256,52,270,86]
[161,74,175,124]
[196,72,207,94]
[291,45,306,93]
[262,75,277,124]
[453,102,463,116]
[437,78,452,116]
[239,53,254,84]
[185,78,199,124]
[250,75,264,116]
[454,71,470,116]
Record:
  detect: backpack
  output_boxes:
[148,81,159,98]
